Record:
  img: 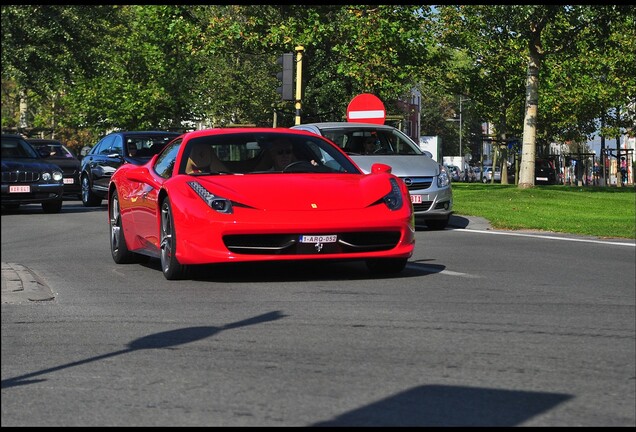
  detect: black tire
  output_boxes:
[109,189,136,264]
[365,257,408,274]
[426,217,449,230]
[160,197,187,280]
[81,175,102,207]
[42,199,63,214]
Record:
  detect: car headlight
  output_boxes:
[383,178,403,211]
[437,164,450,187]
[42,171,63,182]
[188,181,233,214]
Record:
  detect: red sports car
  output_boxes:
[108,128,415,280]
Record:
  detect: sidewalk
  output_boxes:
[447,214,492,231]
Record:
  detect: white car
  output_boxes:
[482,166,501,183]
[291,122,453,229]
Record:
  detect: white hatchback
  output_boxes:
[292,122,453,229]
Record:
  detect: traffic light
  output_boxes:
[276,53,294,101]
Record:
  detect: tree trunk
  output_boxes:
[519,59,539,189]
[19,88,28,130]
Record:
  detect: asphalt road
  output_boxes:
[0,214,491,304]
[2,202,634,426]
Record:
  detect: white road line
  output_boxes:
[448,228,635,247]
[406,263,481,278]
[439,269,481,278]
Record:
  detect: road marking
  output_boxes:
[406,263,481,278]
[448,228,635,247]
[438,269,480,278]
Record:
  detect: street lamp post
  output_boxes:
[458,96,470,173]
[446,96,470,179]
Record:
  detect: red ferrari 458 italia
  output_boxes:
[108,128,415,280]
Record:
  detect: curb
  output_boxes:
[1,262,55,304]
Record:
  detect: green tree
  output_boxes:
[435,5,635,188]
[217,5,441,125]
[1,5,120,135]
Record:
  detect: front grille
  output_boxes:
[412,201,433,212]
[224,231,401,255]
[400,176,433,191]
[2,171,40,183]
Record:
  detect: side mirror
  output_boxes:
[371,162,392,174]
[125,166,151,184]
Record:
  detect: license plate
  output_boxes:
[9,185,30,193]
[63,178,74,184]
[410,194,422,204]
[536,177,548,181]
[299,235,337,243]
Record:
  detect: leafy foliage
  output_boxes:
[1,4,634,177]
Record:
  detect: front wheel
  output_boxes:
[365,258,408,274]
[81,175,102,207]
[110,189,135,264]
[160,197,188,280]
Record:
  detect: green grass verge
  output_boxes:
[451,183,635,239]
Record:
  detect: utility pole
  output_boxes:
[459,96,470,172]
[294,45,304,126]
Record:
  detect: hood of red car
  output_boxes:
[193,173,394,211]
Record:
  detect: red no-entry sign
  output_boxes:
[346,93,386,125]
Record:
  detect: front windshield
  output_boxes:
[1,137,40,159]
[178,132,360,175]
[38,144,75,159]
[320,127,423,156]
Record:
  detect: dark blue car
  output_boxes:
[1,134,65,213]
[79,130,181,207]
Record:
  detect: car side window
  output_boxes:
[98,136,115,155]
[154,139,182,179]
[111,135,124,156]
[89,140,104,155]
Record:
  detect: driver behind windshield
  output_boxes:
[268,137,296,171]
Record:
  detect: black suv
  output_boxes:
[80,131,181,206]
[1,134,65,213]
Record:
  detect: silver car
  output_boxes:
[291,122,453,229]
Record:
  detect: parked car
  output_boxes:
[463,166,477,182]
[27,138,81,199]
[535,158,558,185]
[482,166,502,183]
[1,134,65,213]
[291,122,453,230]
[471,166,482,182]
[80,130,181,206]
[108,128,415,280]
[507,159,558,185]
[445,164,461,182]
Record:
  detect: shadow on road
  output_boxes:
[312,384,572,427]
[0,310,287,390]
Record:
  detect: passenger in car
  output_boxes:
[185,142,227,173]
[363,136,378,154]
[127,142,138,157]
